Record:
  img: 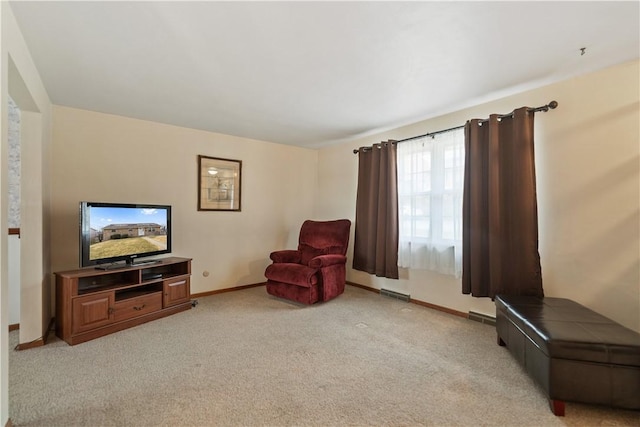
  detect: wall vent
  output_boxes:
[468,311,496,326]
[380,288,410,302]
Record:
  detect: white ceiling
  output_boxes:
[9,1,640,148]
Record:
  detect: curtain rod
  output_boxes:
[353,100,558,154]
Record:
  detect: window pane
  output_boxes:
[442,194,453,216]
[415,218,430,238]
[414,195,430,215]
[400,219,412,236]
[415,152,431,173]
[444,148,454,168]
[442,217,454,240]
[444,169,453,190]
[416,172,430,192]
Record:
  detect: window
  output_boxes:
[397,127,464,276]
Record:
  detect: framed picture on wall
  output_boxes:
[198,155,242,211]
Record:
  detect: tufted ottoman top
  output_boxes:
[495,295,640,366]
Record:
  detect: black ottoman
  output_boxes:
[495,295,640,416]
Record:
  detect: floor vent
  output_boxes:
[468,311,496,326]
[380,288,411,302]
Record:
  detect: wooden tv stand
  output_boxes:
[55,257,192,345]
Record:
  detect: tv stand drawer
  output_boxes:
[113,292,162,322]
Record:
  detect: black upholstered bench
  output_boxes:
[495,295,640,416]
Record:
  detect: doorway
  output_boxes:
[7,96,21,329]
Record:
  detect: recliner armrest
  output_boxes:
[270,250,301,264]
[308,254,347,268]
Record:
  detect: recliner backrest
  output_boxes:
[298,219,351,264]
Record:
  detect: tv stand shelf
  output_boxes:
[55,257,192,345]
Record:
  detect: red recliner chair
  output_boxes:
[265,219,351,305]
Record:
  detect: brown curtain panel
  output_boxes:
[353,141,399,279]
[462,107,543,298]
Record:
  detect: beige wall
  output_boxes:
[51,106,319,294]
[318,60,640,333]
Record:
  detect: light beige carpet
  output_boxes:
[9,285,640,426]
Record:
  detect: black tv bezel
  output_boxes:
[79,201,172,268]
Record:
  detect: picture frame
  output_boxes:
[198,155,242,211]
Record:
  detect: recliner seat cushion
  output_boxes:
[265,263,318,287]
[298,243,345,265]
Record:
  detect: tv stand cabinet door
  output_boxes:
[163,276,190,307]
[72,293,115,334]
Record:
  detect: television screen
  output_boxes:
[80,201,172,268]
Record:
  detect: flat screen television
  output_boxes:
[80,201,172,268]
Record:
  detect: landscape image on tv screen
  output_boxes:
[88,206,168,261]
